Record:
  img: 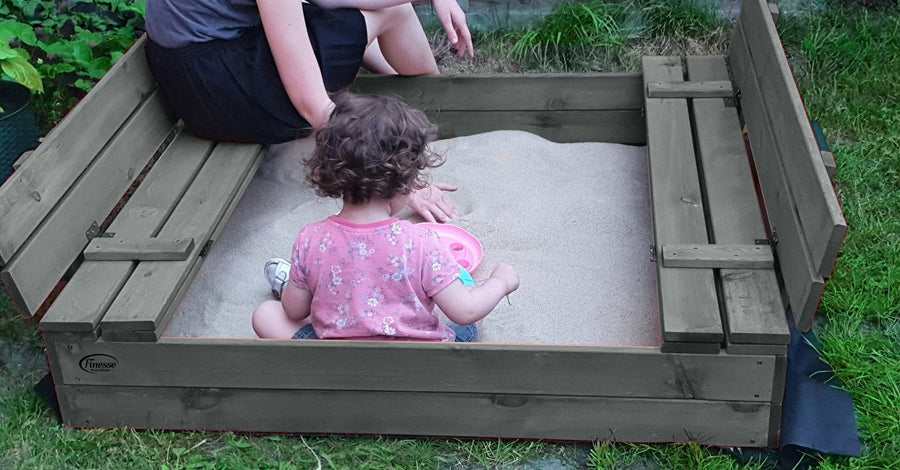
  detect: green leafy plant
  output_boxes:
[0,0,144,127]
[0,20,44,114]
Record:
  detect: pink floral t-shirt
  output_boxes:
[290,216,461,341]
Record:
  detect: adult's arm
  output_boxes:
[258,0,335,128]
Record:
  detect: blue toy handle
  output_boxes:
[458,265,476,287]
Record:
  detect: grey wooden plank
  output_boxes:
[646,80,733,98]
[662,244,774,269]
[44,337,778,402]
[56,385,773,446]
[428,110,646,144]
[687,55,790,345]
[1,90,176,318]
[83,238,195,261]
[11,150,33,171]
[821,150,836,181]
[134,142,266,342]
[350,74,644,111]
[40,131,214,332]
[99,143,265,336]
[734,0,846,278]
[643,56,722,345]
[772,354,788,405]
[730,19,826,331]
[0,35,156,265]
[661,341,722,354]
[768,404,783,448]
[726,342,788,355]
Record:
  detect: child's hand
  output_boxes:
[490,263,519,294]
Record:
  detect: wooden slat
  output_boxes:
[643,56,722,346]
[56,385,773,446]
[40,132,214,333]
[687,56,790,346]
[726,342,787,355]
[44,337,778,402]
[733,0,845,278]
[646,80,733,98]
[428,110,645,144]
[821,150,836,181]
[730,18,826,331]
[350,74,644,111]
[0,35,155,265]
[83,238,195,261]
[662,244,774,269]
[129,142,266,342]
[99,143,265,338]
[1,90,176,318]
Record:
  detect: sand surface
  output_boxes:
[164,131,660,346]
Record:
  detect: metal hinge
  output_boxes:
[724,87,742,108]
[85,221,115,241]
[756,230,778,249]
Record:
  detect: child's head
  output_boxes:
[307,93,443,204]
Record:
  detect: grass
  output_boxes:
[778,8,900,468]
[3,0,900,468]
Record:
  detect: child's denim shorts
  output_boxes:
[292,322,477,342]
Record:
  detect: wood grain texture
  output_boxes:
[83,238,195,261]
[821,150,836,181]
[686,56,790,346]
[726,342,788,355]
[44,337,778,402]
[351,74,646,143]
[643,56,722,345]
[350,74,644,111]
[56,384,773,446]
[40,132,214,332]
[99,143,264,337]
[1,91,176,318]
[428,110,646,144]
[733,0,845,278]
[730,19,825,331]
[662,244,774,269]
[0,35,156,265]
[647,80,733,98]
[131,142,266,343]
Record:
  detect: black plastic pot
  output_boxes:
[0,80,40,184]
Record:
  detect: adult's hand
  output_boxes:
[409,183,459,223]
[431,0,474,58]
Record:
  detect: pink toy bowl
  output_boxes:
[417,223,483,271]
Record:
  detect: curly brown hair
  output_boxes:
[306,93,444,204]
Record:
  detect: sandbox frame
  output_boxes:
[0,0,844,448]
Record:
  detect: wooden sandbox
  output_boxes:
[0,0,844,447]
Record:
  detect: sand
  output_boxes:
[164,131,660,346]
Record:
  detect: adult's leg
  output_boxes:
[362,39,398,75]
[361,4,439,75]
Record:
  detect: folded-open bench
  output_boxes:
[0,0,843,447]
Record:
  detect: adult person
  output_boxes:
[143,0,473,222]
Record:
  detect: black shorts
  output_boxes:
[145,4,366,143]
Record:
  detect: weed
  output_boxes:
[640,0,726,37]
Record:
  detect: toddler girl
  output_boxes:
[252,93,519,341]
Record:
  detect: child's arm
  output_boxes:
[282,283,313,321]
[432,263,519,325]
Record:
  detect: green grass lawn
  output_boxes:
[2,1,899,468]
